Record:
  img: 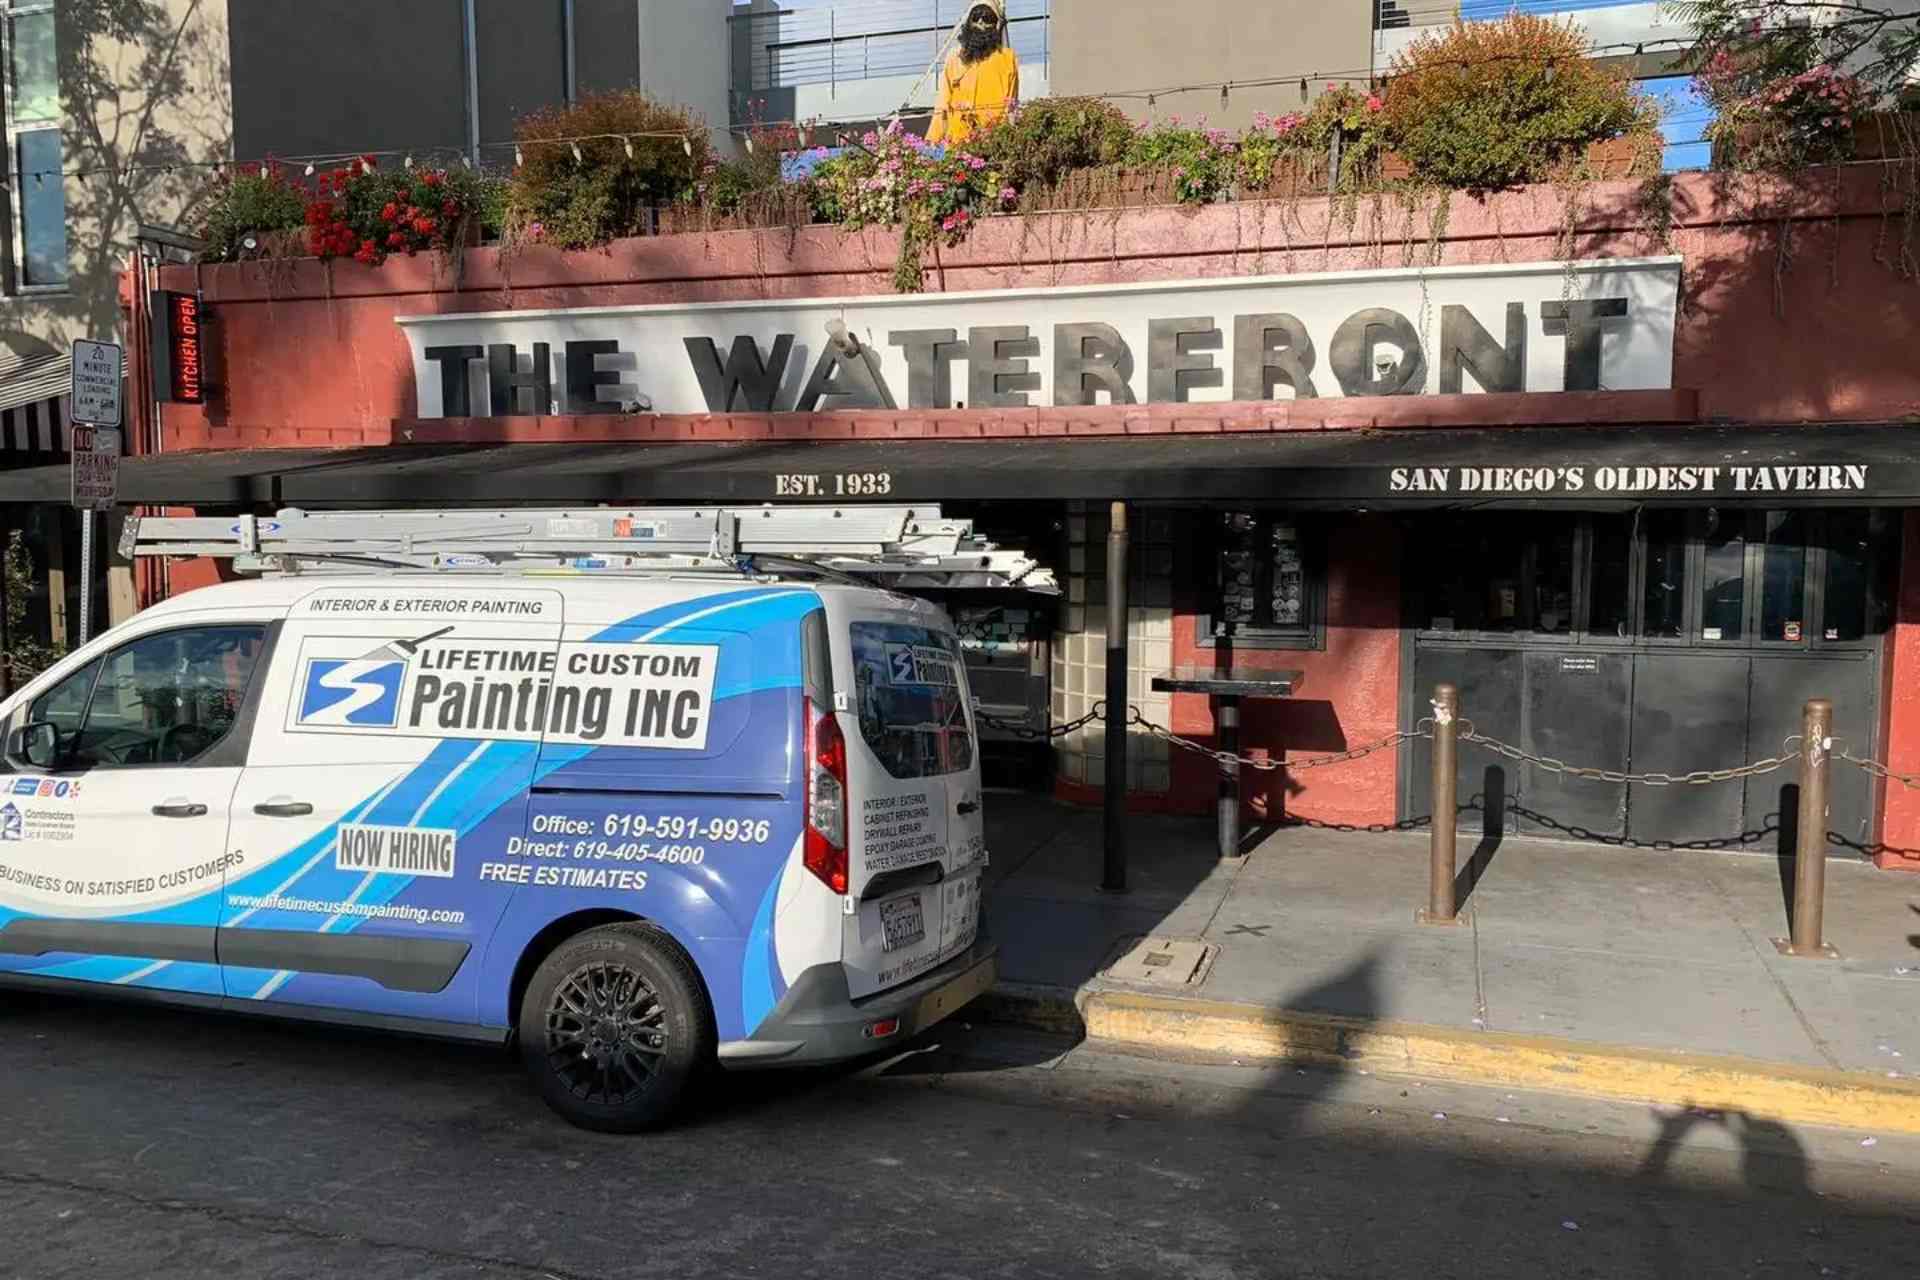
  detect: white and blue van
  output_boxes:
[0,506,1019,1130]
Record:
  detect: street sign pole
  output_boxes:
[78,509,94,644]
[69,339,124,647]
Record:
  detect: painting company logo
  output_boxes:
[298,658,405,727]
[294,627,452,729]
[0,802,22,842]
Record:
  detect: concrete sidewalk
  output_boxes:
[976,792,1920,1131]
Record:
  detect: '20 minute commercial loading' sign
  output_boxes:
[397,258,1681,419]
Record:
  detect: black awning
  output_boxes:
[0,446,474,505]
[2,425,1916,508]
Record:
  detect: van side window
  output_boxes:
[850,623,973,779]
[29,657,102,736]
[49,626,266,768]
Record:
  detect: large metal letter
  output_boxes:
[424,344,482,417]
[1438,303,1526,394]
[1329,307,1427,397]
[1542,298,1629,392]
[564,340,622,414]
[1053,323,1137,406]
[889,329,967,408]
[794,344,899,412]
[1147,317,1223,403]
[968,326,1040,407]
[1231,313,1318,400]
[487,343,553,415]
[683,335,795,412]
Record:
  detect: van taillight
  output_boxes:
[803,698,848,894]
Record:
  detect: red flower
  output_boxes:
[422,171,443,187]
[386,231,406,248]
[380,202,399,222]
[412,216,436,236]
[441,198,460,217]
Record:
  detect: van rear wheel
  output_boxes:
[518,923,713,1132]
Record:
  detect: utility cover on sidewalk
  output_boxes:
[1102,936,1217,988]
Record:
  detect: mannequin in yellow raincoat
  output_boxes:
[926,0,1019,146]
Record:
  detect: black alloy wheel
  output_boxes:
[518,922,713,1132]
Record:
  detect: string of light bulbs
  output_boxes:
[0,17,1898,186]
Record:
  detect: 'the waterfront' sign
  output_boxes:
[397,258,1680,419]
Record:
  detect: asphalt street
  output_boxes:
[3,990,1917,1280]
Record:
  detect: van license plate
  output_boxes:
[880,895,925,952]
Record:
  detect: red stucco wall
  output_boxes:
[1877,510,1920,871]
[1166,515,1404,829]
[156,167,1920,450]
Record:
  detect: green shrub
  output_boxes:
[1125,120,1238,203]
[1382,15,1659,190]
[3,532,62,685]
[975,96,1136,191]
[197,162,308,261]
[505,90,713,249]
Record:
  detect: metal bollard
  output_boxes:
[1778,698,1839,959]
[1418,683,1462,925]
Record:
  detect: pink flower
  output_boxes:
[967,154,987,170]
[528,221,545,240]
[929,180,946,193]
[999,184,1017,202]
[1252,111,1271,129]
[1821,116,1833,127]
[1366,94,1383,113]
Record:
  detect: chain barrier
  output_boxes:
[1457,728,1804,787]
[986,703,1814,786]
[1838,747,1920,791]
[977,704,1106,742]
[981,703,1431,771]
[1124,709,1433,772]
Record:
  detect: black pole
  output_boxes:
[1102,500,1129,893]
[0,510,12,700]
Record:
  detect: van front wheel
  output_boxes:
[518,923,713,1132]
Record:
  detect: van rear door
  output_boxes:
[839,615,980,998]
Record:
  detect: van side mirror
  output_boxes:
[10,721,59,770]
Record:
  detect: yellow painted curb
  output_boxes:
[997,985,1920,1135]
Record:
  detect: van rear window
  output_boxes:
[850,623,972,779]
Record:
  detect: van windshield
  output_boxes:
[850,622,973,780]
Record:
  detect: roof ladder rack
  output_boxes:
[122,505,1057,593]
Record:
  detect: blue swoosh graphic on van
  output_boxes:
[226,587,819,1012]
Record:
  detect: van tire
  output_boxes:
[517,923,714,1133]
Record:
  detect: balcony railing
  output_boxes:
[733,0,1050,100]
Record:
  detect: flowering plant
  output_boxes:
[1698,46,1870,169]
[810,119,1017,291]
[1239,86,1389,193]
[1125,117,1241,203]
[305,158,494,265]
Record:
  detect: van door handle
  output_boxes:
[253,800,314,817]
[152,801,208,818]
[956,800,979,815]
